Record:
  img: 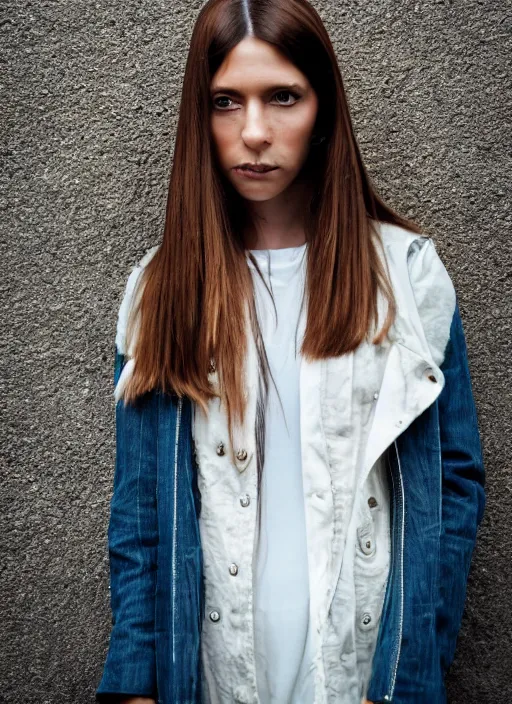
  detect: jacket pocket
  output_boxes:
[353,459,392,656]
[353,511,390,662]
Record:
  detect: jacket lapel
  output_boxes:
[360,339,444,491]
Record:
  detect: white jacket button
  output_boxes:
[424,366,437,382]
[368,496,378,508]
[216,442,225,456]
[229,563,239,576]
[236,448,248,461]
[361,612,372,626]
[357,523,376,555]
[240,494,250,507]
[209,609,221,622]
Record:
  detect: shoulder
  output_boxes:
[115,244,160,356]
[377,221,457,366]
[377,221,455,299]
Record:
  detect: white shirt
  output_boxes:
[246,242,315,704]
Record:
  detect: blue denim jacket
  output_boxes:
[96,274,485,703]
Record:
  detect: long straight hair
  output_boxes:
[121,0,422,528]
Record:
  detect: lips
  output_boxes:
[236,165,277,173]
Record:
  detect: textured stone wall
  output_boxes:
[2,0,510,701]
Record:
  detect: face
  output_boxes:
[210,37,319,202]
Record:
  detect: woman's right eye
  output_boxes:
[212,96,236,110]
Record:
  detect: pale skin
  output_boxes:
[210,35,318,251]
[120,36,375,704]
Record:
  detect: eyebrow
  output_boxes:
[210,82,304,96]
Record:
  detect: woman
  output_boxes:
[96,0,485,703]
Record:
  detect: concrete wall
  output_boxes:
[2,0,510,701]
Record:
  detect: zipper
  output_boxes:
[171,395,183,666]
[384,440,405,702]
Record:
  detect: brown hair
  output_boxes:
[121,0,421,523]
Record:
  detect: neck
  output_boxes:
[243,176,312,250]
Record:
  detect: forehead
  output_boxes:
[210,37,308,91]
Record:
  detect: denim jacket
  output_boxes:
[96,223,485,704]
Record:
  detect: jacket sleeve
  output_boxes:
[96,260,160,702]
[407,236,486,677]
[436,301,486,675]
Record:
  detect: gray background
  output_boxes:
[2,0,510,701]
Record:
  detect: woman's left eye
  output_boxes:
[273,90,300,105]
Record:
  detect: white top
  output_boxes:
[246,242,315,704]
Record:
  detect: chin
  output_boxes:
[229,178,295,203]
[238,189,282,202]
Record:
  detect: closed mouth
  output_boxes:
[235,165,278,173]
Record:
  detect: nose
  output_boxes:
[241,100,271,149]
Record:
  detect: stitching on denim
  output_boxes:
[171,396,183,670]
[388,441,405,700]
[137,410,144,552]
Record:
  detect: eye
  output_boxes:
[272,90,301,106]
[212,95,237,110]
[212,90,302,111]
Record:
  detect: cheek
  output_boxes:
[210,116,236,167]
[276,107,317,162]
